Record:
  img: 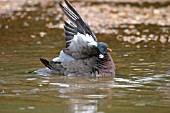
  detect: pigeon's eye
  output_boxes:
[101,47,104,51]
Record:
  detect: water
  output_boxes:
[0,0,170,113]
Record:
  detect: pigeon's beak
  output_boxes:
[107,48,112,52]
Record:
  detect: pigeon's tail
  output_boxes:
[40,58,66,75]
[40,58,52,69]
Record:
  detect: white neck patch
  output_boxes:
[99,54,104,58]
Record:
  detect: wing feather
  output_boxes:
[59,0,97,48]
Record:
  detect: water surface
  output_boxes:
[0,0,170,113]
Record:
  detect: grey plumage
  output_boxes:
[40,53,115,76]
[38,0,115,77]
[63,36,98,59]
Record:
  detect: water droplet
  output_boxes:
[41,80,49,83]
[136,45,141,48]
[26,78,37,81]
[123,29,131,34]
[35,17,40,21]
[136,32,140,35]
[144,45,147,48]
[49,83,70,87]
[139,59,144,61]
[45,17,49,21]
[0,68,4,71]
[128,25,135,29]
[133,68,142,71]
[39,32,46,37]
[27,106,35,110]
[5,25,9,29]
[36,41,42,44]
[125,45,130,48]
[19,107,25,110]
[30,35,36,38]
[27,16,32,20]
[23,21,29,27]
[168,36,170,42]
[123,54,128,57]
[135,103,146,107]
[0,90,6,93]
[160,35,167,43]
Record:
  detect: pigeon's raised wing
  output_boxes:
[60,0,97,48]
[59,0,99,59]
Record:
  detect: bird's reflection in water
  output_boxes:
[48,76,114,113]
[68,99,98,113]
[46,74,170,112]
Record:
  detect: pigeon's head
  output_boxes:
[97,42,112,58]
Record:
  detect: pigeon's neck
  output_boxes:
[95,53,115,76]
